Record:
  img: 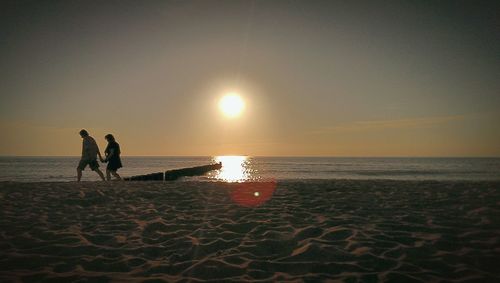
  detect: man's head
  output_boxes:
[79,129,89,138]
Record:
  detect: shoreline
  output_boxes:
[2,178,500,184]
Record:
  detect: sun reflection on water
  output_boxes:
[211,155,252,182]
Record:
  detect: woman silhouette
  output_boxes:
[102,134,123,180]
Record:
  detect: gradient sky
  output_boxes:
[1,0,499,156]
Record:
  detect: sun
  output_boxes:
[219,93,245,118]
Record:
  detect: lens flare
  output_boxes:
[229,181,277,207]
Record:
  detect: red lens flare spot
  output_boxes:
[229,181,277,207]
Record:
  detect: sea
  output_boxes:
[0,156,499,182]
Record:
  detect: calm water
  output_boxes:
[0,156,499,182]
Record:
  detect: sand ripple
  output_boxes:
[0,180,499,282]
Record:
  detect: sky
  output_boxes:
[1,0,499,157]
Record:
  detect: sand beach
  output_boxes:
[0,180,499,282]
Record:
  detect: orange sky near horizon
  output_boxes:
[1,1,499,157]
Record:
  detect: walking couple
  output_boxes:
[77,129,123,182]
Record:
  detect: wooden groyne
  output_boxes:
[123,162,222,181]
[164,162,222,181]
[124,172,164,181]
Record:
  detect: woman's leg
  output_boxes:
[106,169,111,181]
[111,170,122,180]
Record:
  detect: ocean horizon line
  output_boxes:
[1,155,499,159]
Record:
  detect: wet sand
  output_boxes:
[0,180,499,282]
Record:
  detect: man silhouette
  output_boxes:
[77,129,105,181]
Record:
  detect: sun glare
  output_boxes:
[213,155,249,182]
[219,94,245,118]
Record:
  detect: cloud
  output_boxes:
[313,115,465,133]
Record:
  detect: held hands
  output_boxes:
[100,157,107,163]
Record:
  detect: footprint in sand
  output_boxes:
[413,233,441,241]
[352,246,371,255]
[115,235,127,244]
[291,243,311,256]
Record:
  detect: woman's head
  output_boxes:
[79,129,89,137]
[105,134,115,142]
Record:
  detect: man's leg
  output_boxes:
[89,160,105,181]
[77,168,82,182]
[106,169,111,181]
[95,169,106,181]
